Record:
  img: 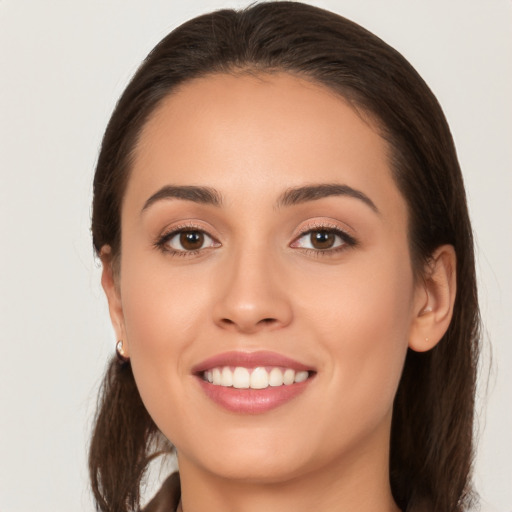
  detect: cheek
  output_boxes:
[299,249,414,412]
[121,253,209,351]
[118,254,212,418]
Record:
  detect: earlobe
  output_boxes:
[100,245,129,357]
[409,245,457,352]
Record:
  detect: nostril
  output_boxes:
[218,316,279,332]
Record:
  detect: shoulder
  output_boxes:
[143,472,181,512]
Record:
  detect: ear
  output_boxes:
[408,245,457,352]
[100,245,129,358]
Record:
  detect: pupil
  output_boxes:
[180,231,204,250]
[311,231,334,249]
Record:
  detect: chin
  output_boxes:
[185,449,314,485]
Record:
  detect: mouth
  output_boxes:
[202,366,312,389]
[193,351,316,413]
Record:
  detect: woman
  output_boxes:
[89,2,480,511]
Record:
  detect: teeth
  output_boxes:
[233,367,250,389]
[269,367,284,386]
[221,367,233,387]
[250,367,269,389]
[203,366,310,389]
[212,368,222,385]
[295,370,309,383]
[283,368,295,385]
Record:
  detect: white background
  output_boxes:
[0,1,510,511]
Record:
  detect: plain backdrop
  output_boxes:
[1,1,511,511]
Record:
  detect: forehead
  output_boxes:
[126,72,405,220]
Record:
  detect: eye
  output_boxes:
[291,228,355,252]
[158,229,220,254]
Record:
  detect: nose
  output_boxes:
[212,246,293,334]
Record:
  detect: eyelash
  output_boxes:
[292,224,357,257]
[154,223,357,257]
[154,223,219,257]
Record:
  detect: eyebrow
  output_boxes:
[141,182,378,214]
[276,183,379,213]
[141,185,222,213]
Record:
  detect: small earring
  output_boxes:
[116,340,129,364]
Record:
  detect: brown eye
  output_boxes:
[290,227,354,253]
[163,229,219,253]
[179,231,204,250]
[310,231,336,249]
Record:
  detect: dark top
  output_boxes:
[143,472,181,512]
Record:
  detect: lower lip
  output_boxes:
[196,376,312,414]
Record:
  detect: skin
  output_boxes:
[102,73,456,512]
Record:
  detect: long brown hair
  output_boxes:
[89,2,480,511]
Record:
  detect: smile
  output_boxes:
[203,366,311,389]
[193,351,316,413]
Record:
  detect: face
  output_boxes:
[105,73,427,485]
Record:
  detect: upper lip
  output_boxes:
[192,351,315,374]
